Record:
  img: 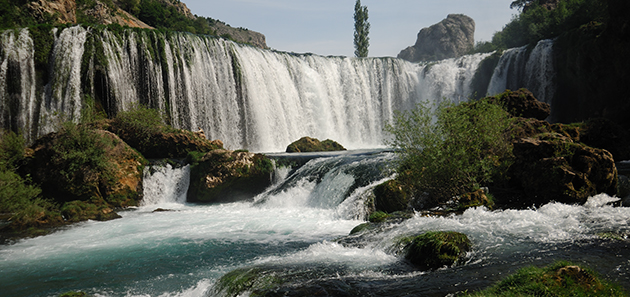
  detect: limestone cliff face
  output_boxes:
[26,0,152,29]
[27,0,77,24]
[398,14,475,62]
[211,21,268,49]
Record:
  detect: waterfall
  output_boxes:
[0,28,36,137]
[141,163,191,206]
[0,26,557,151]
[487,39,556,106]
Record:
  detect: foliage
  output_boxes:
[0,130,25,171]
[465,261,628,297]
[50,122,116,200]
[0,131,60,229]
[488,0,608,50]
[353,0,370,57]
[0,0,36,29]
[110,104,165,144]
[385,100,513,206]
[134,0,214,35]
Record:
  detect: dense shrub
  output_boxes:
[474,0,608,52]
[386,100,513,206]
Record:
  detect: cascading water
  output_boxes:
[487,39,556,106]
[0,26,556,151]
[1,151,628,297]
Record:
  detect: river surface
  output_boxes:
[1,150,629,296]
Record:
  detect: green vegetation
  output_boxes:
[403,231,471,270]
[0,0,37,29]
[368,210,389,222]
[353,0,370,57]
[285,136,346,153]
[474,0,609,52]
[465,261,628,296]
[0,131,61,231]
[385,100,513,206]
[215,267,282,297]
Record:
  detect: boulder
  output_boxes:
[187,149,274,203]
[403,231,471,270]
[489,88,551,120]
[509,133,618,205]
[373,179,409,213]
[398,14,475,62]
[108,121,223,159]
[286,137,346,153]
[24,126,145,221]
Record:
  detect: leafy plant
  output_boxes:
[353,0,370,57]
[386,100,513,206]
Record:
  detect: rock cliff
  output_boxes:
[398,14,475,62]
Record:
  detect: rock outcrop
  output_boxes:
[187,149,274,203]
[286,137,346,153]
[27,0,77,24]
[210,20,268,49]
[107,121,223,159]
[489,88,551,120]
[398,14,475,62]
[23,126,145,221]
[402,231,471,270]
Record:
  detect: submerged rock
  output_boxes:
[187,149,274,203]
[285,136,346,153]
[402,231,471,270]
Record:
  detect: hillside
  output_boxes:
[0,0,267,49]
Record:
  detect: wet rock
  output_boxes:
[509,133,618,205]
[402,231,471,270]
[373,179,410,213]
[285,137,346,153]
[187,149,274,203]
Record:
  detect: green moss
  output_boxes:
[349,223,372,235]
[215,267,282,297]
[59,291,90,297]
[368,211,389,223]
[373,179,409,213]
[465,261,627,297]
[286,137,346,153]
[404,231,471,270]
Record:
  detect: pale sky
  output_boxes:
[184,0,517,57]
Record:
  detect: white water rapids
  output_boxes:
[1,152,629,296]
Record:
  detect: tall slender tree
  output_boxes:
[353,0,370,57]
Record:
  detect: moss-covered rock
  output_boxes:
[373,179,410,213]
[487,88,551,120]
[509,133,618,205]
[285,137,346,153]
[25,125,145,206]
[107,112,223,159]
[463,261,627,297]
[213,267,282,297]
[187,149,274,203]
[403,231,471,270]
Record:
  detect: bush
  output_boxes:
[0,130,26,171]
[49,122,116,200]
[489,0,608,50]
[385,100,513,206]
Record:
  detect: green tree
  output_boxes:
[353,0,370,57]
[385,100,513,206]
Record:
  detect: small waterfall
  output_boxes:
[0,26,557,150]
[258,151,396,219]
[488,39,556,105]
[142,163,191,206]
[0,28,36,137]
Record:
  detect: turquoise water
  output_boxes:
[1,151,629,296]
